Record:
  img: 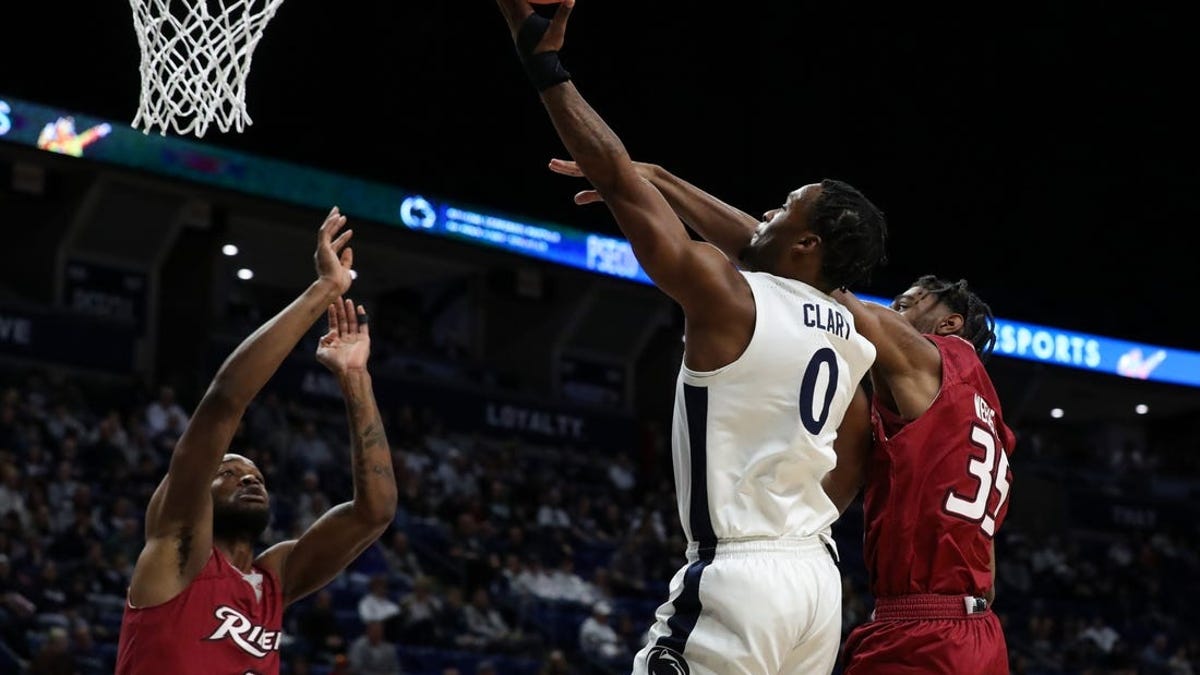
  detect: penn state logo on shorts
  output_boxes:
[647,646,690,675]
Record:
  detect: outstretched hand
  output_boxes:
[316,298,370,375]
[549,158,657,205]
[314,207,354,294]
[495,0,575,54]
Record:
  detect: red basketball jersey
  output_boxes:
[116,547,284,674]
[862,334,1016,598]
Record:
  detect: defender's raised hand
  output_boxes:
[316,298,370,375]
[314,207,354,294]
[549,158,660,205]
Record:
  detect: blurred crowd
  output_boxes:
[0,364,1197,674]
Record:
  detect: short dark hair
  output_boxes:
[811,179,889,289]
[913,275,997,359]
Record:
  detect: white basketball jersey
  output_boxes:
[670,271,876,544]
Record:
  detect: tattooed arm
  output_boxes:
[257,299,397,605]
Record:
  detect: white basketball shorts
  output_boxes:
[631,536,842,675]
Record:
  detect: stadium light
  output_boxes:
[222,243,239,256]
[1050,408,1064,419]
[237,268,254,280]
[350,269,358,280]
[1135,404,1149,415]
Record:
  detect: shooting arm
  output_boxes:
[540,84,740,308]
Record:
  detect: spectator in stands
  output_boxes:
[552,552,599,605]
[463,587,533,653]
[1142,634,1172,674]
[44,402,85,445]
[537,649,576,675]
[347,621,402,675]
[606,538,647,595]
[0,463,29,528]
[31,625,75,675]
[381,531,423,588]
[297,589,346,662]
[536,488,570,532]
[1080,615,1121,655]
[294,483,332,535]
[1169,645,1195,675]
[0,400,18,450]
[578,602,626,668]
[31,559,71,626]
[295,470,325,516]
[24,443,52,481]
[71,621,105,673]
[105,517,142,565]
[45,461,77,509]
[0,552,35,656]
[247,391,289,456]
[143,386,186,437]
[436,447,480,499]
[288,654,315,675]
[437,585,480,649]
[398,575,441,644]
[588,568,614,606]
[606,453,635,492]
[591,503,623,545]
[359,573,402,645]
[291,420,335,470]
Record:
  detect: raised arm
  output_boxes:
[257,299,397,605]
[130,208,354,607]
[549,158,759,262]
[493,0,746,319]
[832,290,943,420]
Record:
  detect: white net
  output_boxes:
[129,0,286,137]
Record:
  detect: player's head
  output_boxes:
[211,453,271,542]
[892,275,997,358]
[739,179,888,291]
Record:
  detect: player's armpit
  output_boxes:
[127,528,214,608]
[130,394,242,607]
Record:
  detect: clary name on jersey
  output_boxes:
[803,303,851,340]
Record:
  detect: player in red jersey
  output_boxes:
[833,276,1014,674]
[116,208,398,674]
[549,160,1014,672]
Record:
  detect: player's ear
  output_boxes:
[791,234,821,255]
[936,312,964,336]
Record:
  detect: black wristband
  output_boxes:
[516,12,571,91]
[523,51,572,91]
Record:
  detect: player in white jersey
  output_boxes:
[488,1,889,673]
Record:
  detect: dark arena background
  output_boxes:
[1,3,1198,675]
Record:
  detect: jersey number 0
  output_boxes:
[799,347,840,434]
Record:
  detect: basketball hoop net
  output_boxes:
[129,0,286,137]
